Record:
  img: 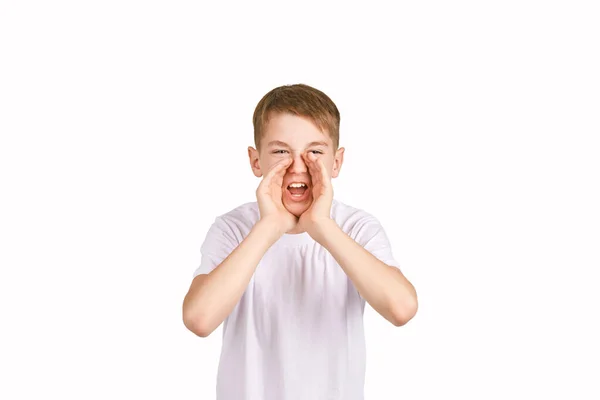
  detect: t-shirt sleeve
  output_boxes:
[192,216,239,278]
[353,216,402,270]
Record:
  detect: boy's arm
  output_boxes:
[182,217,282,337]
[312,219,418,326]
[183,157,297,338]
[299,151,417,326]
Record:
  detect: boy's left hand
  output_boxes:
[298,152,334,240]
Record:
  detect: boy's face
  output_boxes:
[248,112,345,217]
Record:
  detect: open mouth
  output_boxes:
[286,182,309,200]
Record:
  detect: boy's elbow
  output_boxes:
[182,275,217,337]
[391,310,416,327]
[182,299,214,338]
[183,312,214,338]
[191,324,214,338]
[391,295,418,327]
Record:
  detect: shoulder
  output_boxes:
[217,201,260,224]
[332,199,397,254]
[209,201,260,243]
[331,198,384,238]
[215,201,260,234]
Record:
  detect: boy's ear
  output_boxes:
[248,146,262,177]
[331,147,345,178]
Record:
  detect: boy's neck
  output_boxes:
[286,225,306,235]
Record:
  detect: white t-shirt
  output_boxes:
[192,198,401,400]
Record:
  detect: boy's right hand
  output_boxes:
[256,157,298,235]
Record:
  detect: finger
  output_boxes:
[316,157,330,187]
[305,152,328,188]
[303,153,318,181]
[277,157,293,174]
[272,160,290,188]
[301,155,315,187]
[261,158,292,188]
[266,157,292,178]
[306,153,322,185]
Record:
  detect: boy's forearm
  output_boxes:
[184,218,282,336]
[313,220,418,326]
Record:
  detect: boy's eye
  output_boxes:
[272,149,322,155]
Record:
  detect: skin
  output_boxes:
[182,112,417,337]
[247,112,345,235]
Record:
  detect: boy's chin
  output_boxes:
[283,198,311,217]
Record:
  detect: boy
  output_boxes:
[182,84,418,400]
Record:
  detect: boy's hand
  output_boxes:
[298,152,334,239]
[256,157,298,235]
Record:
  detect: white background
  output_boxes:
[1,1,599,399]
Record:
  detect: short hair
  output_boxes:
[252,83,340,151]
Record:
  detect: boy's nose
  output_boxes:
[289,153,308,173]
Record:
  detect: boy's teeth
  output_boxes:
[289,183,307,188]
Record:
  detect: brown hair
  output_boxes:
[252,83,340,151]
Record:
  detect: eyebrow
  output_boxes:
[267,140,329,148]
